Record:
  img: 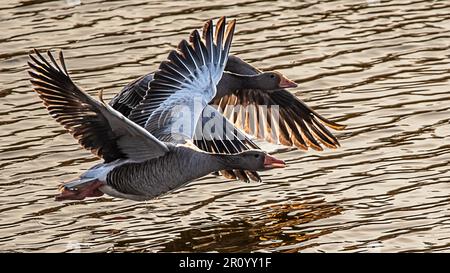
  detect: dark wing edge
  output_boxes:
[28,49,168,163]
[213,89,346,151]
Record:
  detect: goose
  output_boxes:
[27,17,285,201]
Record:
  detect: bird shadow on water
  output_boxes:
[156,199,343,253]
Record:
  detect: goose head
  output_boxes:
[256,71,297,89]
[223,150,286,171]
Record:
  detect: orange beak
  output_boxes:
[264,155,286,169]
[278,76,297,88]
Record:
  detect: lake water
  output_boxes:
[1,0,450,252]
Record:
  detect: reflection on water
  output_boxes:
[1,0,450,252]
[160,200,343,253]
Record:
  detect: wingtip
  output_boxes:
[311,144,324,152]
[98,89,105,104]
[27,61,34,70]
[224,19,236,40]
[27,69,38,80]
[325,121,347,131]
[228,19,237,30]
[28,48,35,59]
[202,19,213,39]
[217,16,226,27]
[189,29,201,42]
[334,123,347,130]
[29,49,40,62]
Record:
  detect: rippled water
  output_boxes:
[1,0,450,253]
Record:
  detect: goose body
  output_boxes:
[67,144,276,201]
[28,17,285,202]
[103,145,210,200]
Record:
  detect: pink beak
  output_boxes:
[264,155,286,169]
[279,76,298,88]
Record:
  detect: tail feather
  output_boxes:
[56,178,104,201]
[61,177,98,190]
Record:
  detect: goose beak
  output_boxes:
[264,155,286,169]
[278,76,297,88]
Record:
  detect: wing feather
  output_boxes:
[129,17,236,141]
[28,49,168,163]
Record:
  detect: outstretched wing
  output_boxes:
[194,105,261,182]
[213,55,346,151]
[28,49,169,163]
[128,16,236,142]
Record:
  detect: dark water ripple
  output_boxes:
[0,0,449,252]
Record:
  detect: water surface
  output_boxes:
[1,0,450,252]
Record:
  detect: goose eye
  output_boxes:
[254,154,260,158]
[270,74,275,79]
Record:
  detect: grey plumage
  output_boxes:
[106,145,205,199]
[105,145,223,199]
